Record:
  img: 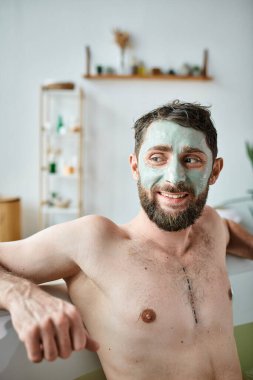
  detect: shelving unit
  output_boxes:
[83,74,213,81]
[39,83,84,229]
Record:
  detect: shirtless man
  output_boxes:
[0,101,252,380]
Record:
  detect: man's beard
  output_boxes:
[137,180,209,232]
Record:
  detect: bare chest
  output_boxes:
[107,246,232,332]
[88,244,235,380]
[69,236,238,379]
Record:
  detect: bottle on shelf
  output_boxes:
[48,150,57,174]
[56,115,66,135]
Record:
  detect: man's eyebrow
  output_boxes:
[182,146,207,155]
[147,145,206,155]
[147,145,172,152]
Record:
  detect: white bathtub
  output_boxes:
[1,257,253,380]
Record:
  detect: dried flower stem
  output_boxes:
[113,29,130,72]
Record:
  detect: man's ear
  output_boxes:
[209,157,223,185]
[129,153,139,180]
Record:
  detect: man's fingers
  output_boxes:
[66,305,99,352]
[66,306,87,350]
[69,324,100,352]
[53,314,72,359]
[23,328,43,363]
[40,319,58,361]
[15,301,99,363]
[85,335,100,352]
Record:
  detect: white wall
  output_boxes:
[0,0,252,237]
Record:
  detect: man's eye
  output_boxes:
[184,157,201,164]
[150,155,164,163]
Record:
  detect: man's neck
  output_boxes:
[128,209,193,257]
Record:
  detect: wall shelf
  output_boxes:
[39,84,84,229]
[47,173,79,180]
[83,74,213,81]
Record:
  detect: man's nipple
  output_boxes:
[141,309,156,323]
[228,287,233,301]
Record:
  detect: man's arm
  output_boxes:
[0,218,82,283]
[224,218,253,259]
[0,217,100,362]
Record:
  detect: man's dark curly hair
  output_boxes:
[133,100,218,161]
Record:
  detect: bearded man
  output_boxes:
[0,101,252,380]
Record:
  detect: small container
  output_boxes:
[56,115,65,134]
[96,65,103,75]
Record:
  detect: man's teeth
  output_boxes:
[160,192,186,199]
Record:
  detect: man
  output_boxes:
[0,100,252,380]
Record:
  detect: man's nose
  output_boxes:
[164,160,186,184]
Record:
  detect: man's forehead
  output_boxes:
[141,120,208,151]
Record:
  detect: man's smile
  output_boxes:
[156,191,190,208]
[158,191,189,199]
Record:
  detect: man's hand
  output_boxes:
[8,282,99,363]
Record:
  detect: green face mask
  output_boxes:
[138,120,213,196]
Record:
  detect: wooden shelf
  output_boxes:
[83,74,213,81]
[42,82,75,90]
[41,127,82,135]
[47,173,79,180]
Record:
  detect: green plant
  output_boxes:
[246,142,253,169]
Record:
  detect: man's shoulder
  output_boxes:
[194,206,228,244]
[71,215,128,264]
[198,205,224,227]
[75,214,125,242]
